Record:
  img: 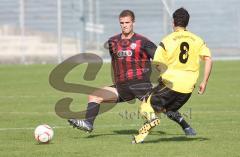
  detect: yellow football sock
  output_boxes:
[139,96,157,121]
[132,118,160,144]
[132,97,161,144]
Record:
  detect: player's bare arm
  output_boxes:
[198,56,213,94]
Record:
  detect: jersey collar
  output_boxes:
[120,32,135,40]
[174,27,187,32]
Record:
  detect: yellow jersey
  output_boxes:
[153,29,211,93]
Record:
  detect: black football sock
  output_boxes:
[85,102,100,126]
[177,118,190,130]
[166,111,190,129]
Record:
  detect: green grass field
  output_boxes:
[0,61,240,157]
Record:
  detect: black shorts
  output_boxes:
[149,83,191,112]
[111,80,152,103]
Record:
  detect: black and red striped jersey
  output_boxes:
[108,33,157,84]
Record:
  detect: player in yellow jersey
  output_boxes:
[132,7,213,144]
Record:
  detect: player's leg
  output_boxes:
[132,96,161,144]
[165,110,195,135]
[150,86,195,135]
[85,86,119,125]
[68,86,119,132]
[132,84,174,143]
[165,110,189,129]
[164,92,196,136]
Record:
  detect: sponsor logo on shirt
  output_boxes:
[117,50,133,57]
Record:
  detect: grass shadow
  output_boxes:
[84,129,138,138]
[144,136,210,144]
[34,142,55,145]
[81,129,184,139]
[153,130,183,136]
[85,133,115,138]
[73,129,209,142]
[113,129,138,135]
[114,129,183,136]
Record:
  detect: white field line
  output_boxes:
[0,124,140,132]
[0,111,121,114]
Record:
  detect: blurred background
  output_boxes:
[0,0,239,64]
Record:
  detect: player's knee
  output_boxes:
[139,100,157,121]
[166,111,182,122]
[150,95,164,113]
[88,94,103,104]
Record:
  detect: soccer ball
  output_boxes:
[34,124,54,143]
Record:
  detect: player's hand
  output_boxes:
[198,81,207,94]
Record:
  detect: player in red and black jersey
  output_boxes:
[108,33,155,84]
[107,32,156,102]
[68,10,156,132]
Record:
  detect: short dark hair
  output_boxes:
[119,10,135,22]
[173,7,190,27]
